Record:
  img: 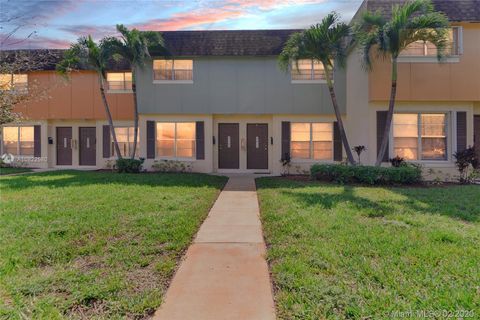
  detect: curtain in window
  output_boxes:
[393,114,418,160]
[421,114,446,160]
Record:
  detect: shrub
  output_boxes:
[352,145,366,164]
[390,156,406,168]
[152,160,192,173]
[116,158,144,173]
[310,163,422,185]
[453,146,478,183]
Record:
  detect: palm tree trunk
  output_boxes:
[375,58,398,166]
[99,75,122,159]
[325,68,356,165]
[130,69,139,159]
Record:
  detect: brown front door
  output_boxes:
[247,124,268,170]
[56,127,72,165]
[79,127,96,166]
[475,115,480,167]
[218,123,239,169]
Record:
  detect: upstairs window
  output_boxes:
[106,72,132,91]
[291,122,333,160]
[0,74,28,93]
[153,59,193,81]
[393,113,447,161]
[156,122,195,158]
[2,126,34,156]
[291,59,332,82]
[111,127,138,158]
[401,27,462,57]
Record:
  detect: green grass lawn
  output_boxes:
[0,167,32,175]
[256,178,480,320]
[0,171,227,319]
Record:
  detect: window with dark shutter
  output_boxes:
[281,122,291,160]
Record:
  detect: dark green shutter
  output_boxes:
[376,111,389,162]
[146,121,155,159]
[195,121,205,160]
[281,121,291,160]
[333,122,342,161]
[456,111,467,152]
[33,125,41,157]
[102,125,111,158]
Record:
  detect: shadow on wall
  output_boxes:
[0,170,228,191]
[256,178,480,223]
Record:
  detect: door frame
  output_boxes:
[246,123,269,170]
[79,127,97,166]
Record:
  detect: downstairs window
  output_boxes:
[2,126,34,156]
[393,113,447,161]
[291,122,333,160]
[156,122,195,158]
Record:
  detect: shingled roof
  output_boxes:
[155,29,301,56]
[357,0,480,22]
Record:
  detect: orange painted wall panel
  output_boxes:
[71,71,95,119]
[369,23,480,102]
[13,70,134,121]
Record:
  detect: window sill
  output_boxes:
[153,80,193,84]
[397,56,460,63]
[291,80,328,84]
[106,90,133,94]
[154,157,196,162]
[291,159,334,163]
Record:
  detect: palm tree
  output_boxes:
[57,36,122,158]
[355,0,449,166]
[103,25,164,159]
[279,12,356,165]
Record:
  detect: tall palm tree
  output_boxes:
[57,36,122,158]
[279,12,356,165]
[103,25,165,159]
[355,0,449,166]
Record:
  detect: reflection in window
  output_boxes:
[291,59,332,81]
[156,122,195,158]
[106,72,132,91]
[2,126,34,156]
[291,123,333,160]
[0,74,28,93]
[153,59,193,81]
[112,127,138,157]
[393,113,447,161]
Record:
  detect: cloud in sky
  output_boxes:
[0,0,363,49]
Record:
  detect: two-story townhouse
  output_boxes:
[1,0,479,176]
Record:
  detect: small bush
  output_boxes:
[453,146,479,183]
[116,158,144,173]
[152,160,192,173]
[310,163,422,185]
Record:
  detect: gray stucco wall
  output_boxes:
[136,56,346,115]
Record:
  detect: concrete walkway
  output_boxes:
[153,176,275,320]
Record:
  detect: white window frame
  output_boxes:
[390,112,450,163]
[1,125,34,156]
[0,74,28,93]
[106,71,132,93]
[290,122,334,162]
[291,59,333,84]
[398,26,463,63]
[155,122,196,160]
[152,59,194,84]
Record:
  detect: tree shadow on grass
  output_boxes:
[0,170,228,191]
[257,178,480,222]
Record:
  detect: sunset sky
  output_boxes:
[1,0,364,49]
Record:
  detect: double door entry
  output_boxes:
[56,127,96,166]
[218,123,268,170]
